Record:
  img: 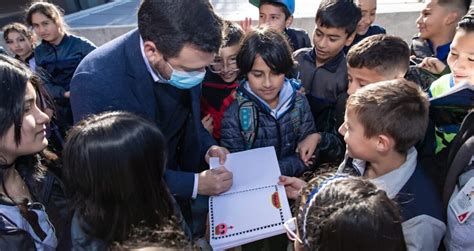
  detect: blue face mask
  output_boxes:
[167,62,205,89]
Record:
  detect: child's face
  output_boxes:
[347,66,399,95]
[31,12,63,45]
[355,0,377,35]
[339,108,376,161]
[447,30,474,85]
[416,0,450,41]
[247,54,285,108]
[5,31,34,60]
[258,4,292,33]
[0,82,50,163]
[210,44,241,83]
[313,20,354,65]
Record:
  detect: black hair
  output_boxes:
[63,111,175,244]
[347,34,410,77]
[315,0,362,35]
[237,28,294,77]
[296,173,406,251]
[0,55,33,146]
[222,20,245,48]
[137,0,223,59]
[0,54,52,180]
[260,0,292,19]
[457,8,474,32]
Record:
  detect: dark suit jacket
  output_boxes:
[70,29,215,199]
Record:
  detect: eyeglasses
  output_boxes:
[209,58,239,74]
[284,217,303,244]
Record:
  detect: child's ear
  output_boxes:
[445,11,460,26]
[285,16,294,28]
[375,134,393,153]
[345,32,357,46]
[143,40,164,65]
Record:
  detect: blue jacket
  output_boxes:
[221,80,316,176]
[35,34,96,100]
[70,29,216,199]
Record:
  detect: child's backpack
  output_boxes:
[442,110,474,206]
[236,91,304,150]
[442,110,474,250]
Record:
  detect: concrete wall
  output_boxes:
[0,10,419,52]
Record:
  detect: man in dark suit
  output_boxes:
[70,0,233,236]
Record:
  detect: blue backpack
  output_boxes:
[236,79,304,150]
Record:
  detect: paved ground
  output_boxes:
[64,0,423,28]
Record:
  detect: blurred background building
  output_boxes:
[0,0,111,27]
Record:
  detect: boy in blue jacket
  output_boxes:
[221,28,317,177]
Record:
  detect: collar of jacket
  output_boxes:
[44,33,69,48]
[237,78,297,117]
[303,47,344,73]
[427,39,451,62]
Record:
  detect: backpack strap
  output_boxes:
[237,94,258,150]
[442,111,474,207]
[289,95,304,135]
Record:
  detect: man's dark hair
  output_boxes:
[347,35,410,77]
[315,0,361,35]
[138,0,223,59]
[237,28,294,77]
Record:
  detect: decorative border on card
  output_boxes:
[209,185,286,240]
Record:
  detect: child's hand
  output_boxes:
[297,133,321,166]
[418,57,447,74]
[278,176,307,199]
[201,114,214,134]
[298,86,306,95]
[239,17,254,34]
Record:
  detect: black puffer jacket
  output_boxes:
[35,34,96,101]
[221,80,316,176]
[0,155,69,250]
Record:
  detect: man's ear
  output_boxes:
[345,32,356,46]
[143,41,163,64]
[285,16,294,28]
[375,134,393,153]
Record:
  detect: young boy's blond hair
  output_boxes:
[346,79,430,153]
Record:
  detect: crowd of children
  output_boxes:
[0,0,473,250]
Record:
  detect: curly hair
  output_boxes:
[2,22,36,47]
[109,217,197,250]
[295,173,406,251]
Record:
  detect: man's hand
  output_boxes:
[198,166,233,196]
[297,133,321,166]
[418,57,447,74]
[278,176,307,199]
[205,145,229,164]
